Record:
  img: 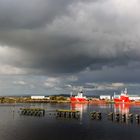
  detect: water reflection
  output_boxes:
[113,104,134,124]
[1,103,140,140]
[70,103,87,120]
[114,103,130,115]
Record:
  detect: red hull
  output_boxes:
[114,95,130,103]
[114,88,131,103]
[114,98,130,103]
[70,97,88,102]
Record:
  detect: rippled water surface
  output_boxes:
[0,103,140,140]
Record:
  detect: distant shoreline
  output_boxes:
[1,96,140,105]
[0,96,113,104]
[0,96,70,103]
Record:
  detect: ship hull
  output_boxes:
[114,97,130,103]
[114,88,131,103]
[70,97,88,103]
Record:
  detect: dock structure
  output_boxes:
[56,109,80,119]
[20,108,45,117]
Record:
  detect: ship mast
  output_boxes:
[70,92,73,97]
[124,88,127,95]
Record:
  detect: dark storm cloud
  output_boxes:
[0,0,140,77]
[0,0,75,29]
[0,0,97,29]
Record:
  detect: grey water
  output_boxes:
[0,103,140,140]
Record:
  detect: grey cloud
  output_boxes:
[0,0,96,29]
[0,0,140,79]
[0,0,76,29]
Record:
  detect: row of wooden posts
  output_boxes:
[90,112,102,120]
[56,109,80,119]
[20,108,45,117]
[19,108,80,119]
[19,108,140,123]
[90,111,140,123]
[107,112,140,121]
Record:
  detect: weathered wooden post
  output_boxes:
[96,112,102,120]
[108,112,113,121]
[121,114,126,122]
[135,114,140,124]
[90,111,96,119]
[115,113,120,122]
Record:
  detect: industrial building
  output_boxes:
[31,96,45,99]
[100,95,111,100]
[129,95,140,101]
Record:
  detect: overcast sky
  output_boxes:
[0,0,140,95]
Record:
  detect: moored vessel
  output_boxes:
[70,90,88,103]
[114,88,130,103]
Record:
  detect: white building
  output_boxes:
[100,95,111,100]
[45,96,50,100]
[31,96,45,99]
[129,95,140,101]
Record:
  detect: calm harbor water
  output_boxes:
[0,103,140,140]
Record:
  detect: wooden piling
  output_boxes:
[135,114,140,120]
[90,111,96,119]
[108,112,113,121]
[90,112,102,120]
[56,109,80,119]
[20,108,45,117]
[115,113,120,122]
[96,112,102,120]
[121,114,126,122]
[127,113,133,121]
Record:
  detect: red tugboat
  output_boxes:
[114,88,130,103]
[70,90,88,103]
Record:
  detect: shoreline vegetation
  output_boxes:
[1,96,140,105]
[0,96,114,104]
[0,96,70,103]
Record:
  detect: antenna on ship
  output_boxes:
[114,92,115,97]
[70,92,73,97]
[79,87,83,92]
[124,88,127,95]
